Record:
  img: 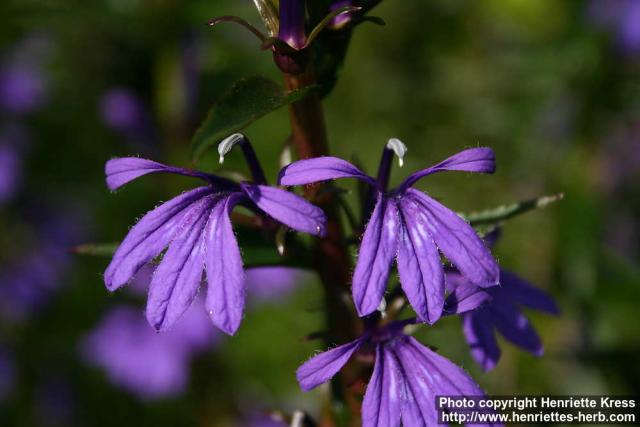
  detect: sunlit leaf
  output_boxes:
[191,76,318,161]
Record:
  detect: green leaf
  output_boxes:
[462,193,564,226]
[191,76,318,161]
[72,242,118,256]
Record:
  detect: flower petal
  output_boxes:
[240,183,327,236]
[353,196,399,316]
[145,196,214,331]
[362,345,402,427]
[104,186,213,291]
[499,270,560,315]
[394,337,485,425]
[296,338,364,392]
[404,189,499,287]
[397,199,445,324]
[105,157,219,191]
[488,297,543,356]
[443,271,492,315]
[463,311,501,372]
[399,147,495,191]
[204,194,246,335]
[278,156,376,187]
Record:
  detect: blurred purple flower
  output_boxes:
[99,88,149,137]
[81,301,220,400]
[104,149,326,335]
[246,266,310,303]
[0,204,88,323]
[588,0,640,54]
[445,269,560,372]
[0,34,52,114]
[0,347,16,402]
[0,64,47,114]
[297,320,495,426]
[0,143,22,203]
[279,139,499,323]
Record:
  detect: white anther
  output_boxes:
[218,133,245,164]
[386,138,407,167]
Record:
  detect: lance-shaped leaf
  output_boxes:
[191,76,318,160]
[462,193,564,227]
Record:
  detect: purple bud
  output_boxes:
[278,0,307,49]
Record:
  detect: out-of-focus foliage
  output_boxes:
[0,0,638,426]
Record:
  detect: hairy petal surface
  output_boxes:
[463,311,501,372]
[204,194,245,335]
[104,186,213,290]
[105,157,216,191]
[278,156,376,187]
[405,189,499,287]
[362,345,402,427]
[145,196,214,331]
[393,337,486,425]
[296,338,364,392]
[352,196,399,316]
[399,147,496,191]
[397,198,445,324]
[240,183,327,236]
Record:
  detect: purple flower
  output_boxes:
[246,266,311,303]
[104,135,327,335]
[445,269,560,372]
[0,64,46,114]
[99,88,147,136]
[297,320,494,426]
[0,145,21,203]
[588,0,640,54]
[81,302,219,400]
[279,139,499,324]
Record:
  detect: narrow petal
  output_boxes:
[205,194,246,335]
[296,338,364,392]
[405,189,499,287]
[499,270,560,315]
[443,281,491,315]
[394,337,485,424]
[104,186,213,290]
[145,196,214,331]
[105,157,218,191]
[397,199,445,324]
[352,196,399,317]
[463,311,501,372]
[399,147,495,191]
[278,156,377,187]
[362,345,402,427]
[488,297,544,356]
[240,183,327,236]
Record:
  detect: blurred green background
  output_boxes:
[1,0,639,426]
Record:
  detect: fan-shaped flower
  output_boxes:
[297,320,496,426]
[279,139,499,324]
[104,135,326,335]
[445,268,560,372]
